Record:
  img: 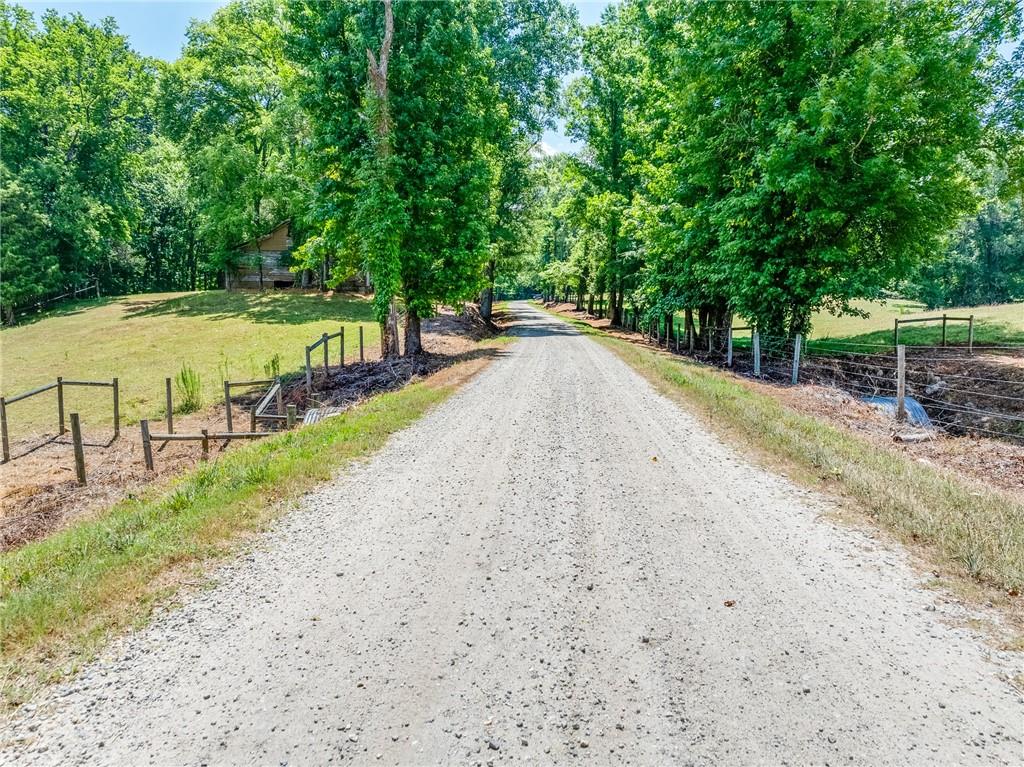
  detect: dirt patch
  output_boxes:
[0,308,500,551]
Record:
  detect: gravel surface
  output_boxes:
[3,302,1022,765]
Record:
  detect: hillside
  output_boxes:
[0,291,379,441]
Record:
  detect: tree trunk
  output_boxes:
[480,258,495,320]
[614,278,624,326]
[587,293,594,315]
[404,309,422,356]
[367,0,400,359]
[685,308,695,351]
[608,284,617,324]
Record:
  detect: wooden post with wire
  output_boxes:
[968,315,974,354]
[70,412,86,486]
[340,327,345,367]
[727,328,734,367]
[791,334,802,385]
[896,344,907,422]
[322,332,329,373]
[57,376,65,435]
[165,377,174,434]
[0,397,9,463]
[752,331,761,376]
[201,428,209,460]
[224,380,234,432]
[359,325,365,362]
[112,377,120,438]
[141,419,154,470]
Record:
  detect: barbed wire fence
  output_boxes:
[635,318,1024,443]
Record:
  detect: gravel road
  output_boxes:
[3,302,1022,766]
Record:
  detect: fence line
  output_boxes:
[599,309,1023,442]
[0,377,119,463]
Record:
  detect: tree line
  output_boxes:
[3,0,1022,347]
[529,0,1023,342]
[0,0,578,354]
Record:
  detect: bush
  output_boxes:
[175,364,203,414]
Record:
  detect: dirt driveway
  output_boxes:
[2,302,1021,765]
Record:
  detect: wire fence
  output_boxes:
[633,320,1024,443]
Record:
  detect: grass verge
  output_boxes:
[0,347,501,709]
[540,305,1024,596]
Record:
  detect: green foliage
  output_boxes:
[174,364,203,413]
[0,3,156,310]
[288,0,577,347]
[158,0,308,280]
[263,353,282,379]
[635,0,1021,337]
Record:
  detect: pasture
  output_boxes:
[0,291,379,442]
[809,300,1024,346]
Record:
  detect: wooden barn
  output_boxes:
[226,220,301,291]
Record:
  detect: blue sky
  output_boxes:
[21,0,613,152]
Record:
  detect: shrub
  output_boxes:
[175,364,203,414]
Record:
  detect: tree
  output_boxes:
[564,3,640,326]
[290,0,534,356]
[0,3,155,310]
[632,0,1022,338]
[159,0,306,285]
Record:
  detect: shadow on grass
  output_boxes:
[4,296,123,329]
[122,290,376,326]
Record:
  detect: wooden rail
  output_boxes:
[140,405,297,470]
[894,314,974,351]
[0,377,119,463]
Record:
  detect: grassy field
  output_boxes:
[0,291,380,440]
[539,304,1024,599]
[808,299,1024,346]
[0,346,504,707]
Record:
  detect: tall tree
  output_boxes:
[564,3,640,326]
[159,0,305,286]
[633,0,1022,338]
[0,3,155,314]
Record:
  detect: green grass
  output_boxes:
[538,304,1024,596]
[809,299,1024,347]
[0,291,380,440]
[0,354,495,707]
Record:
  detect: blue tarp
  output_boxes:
[863,395,933,428]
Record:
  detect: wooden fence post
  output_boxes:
[140,419,154,470]
[165,377,174,434]
[359,326,365,362]
[249,406,257,433]
[893,318,899,349]
[286,404,297,430]
[727,328,734,367]
[322,332,329,374]
[968,315,974,354]
[224,380,234,432]
[340,327,345,367]
[275,377,283,415]
[752,331,761,376]
[0,397,8,463]
[305,346,313,393]
[112,377,120,438]
[70,412,86,486]
[57,376,65,435]
[201,428,209,460]
[941,314,947,347]
[896,344,907,422]
[791,334,802,385]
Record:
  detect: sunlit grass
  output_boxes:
[0,291,381,439]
